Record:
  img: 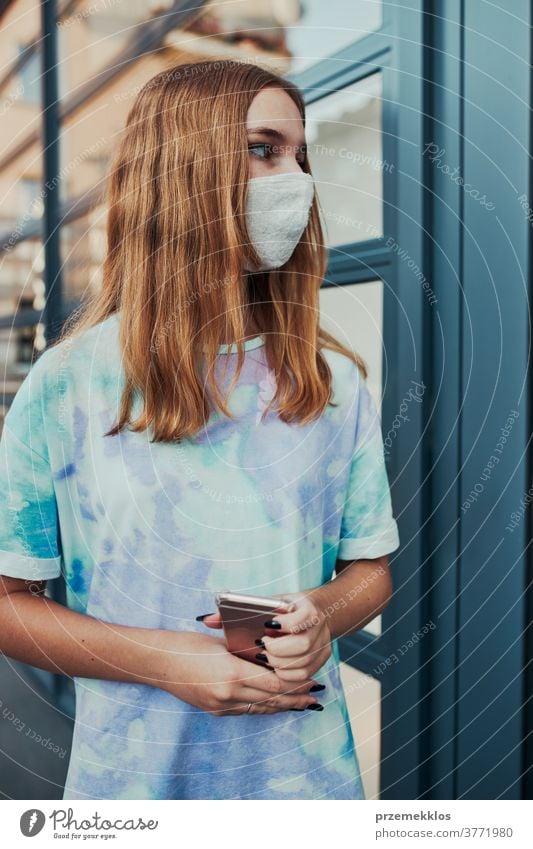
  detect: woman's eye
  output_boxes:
[248,143,273,160]
[248,142,306,168]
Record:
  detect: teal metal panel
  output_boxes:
[457,0,530,799]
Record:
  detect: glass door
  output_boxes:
[286,0,425,800]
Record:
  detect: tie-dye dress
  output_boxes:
[0,311,400,800]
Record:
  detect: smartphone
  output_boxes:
[215,590,294,665]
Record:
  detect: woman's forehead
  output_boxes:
[246,87,304,141]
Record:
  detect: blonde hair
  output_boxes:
[55,59,367,442]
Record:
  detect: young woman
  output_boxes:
[0,59,400,800]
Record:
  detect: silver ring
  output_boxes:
[245,702,253,714]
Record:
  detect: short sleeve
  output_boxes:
[0,349,62,581]
[337,375,400,561]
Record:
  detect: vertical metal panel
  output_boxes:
[422,0,463,800]
[380,0,429,800]
[41,0,63,344]
[458,0,530,799]
[525,19,533,801]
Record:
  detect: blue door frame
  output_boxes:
[290,0,531,800]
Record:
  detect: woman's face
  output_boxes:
[246,85,307,179]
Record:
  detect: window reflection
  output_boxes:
[307,73,384,247]
[0,237,43,317]
[287,0,383,73]
[17,44,40,104]
[320,279,384,636]
[320,279,383,403]
[165,0,301,73]
[60,205,107,308]
[0,235,44,415]
[57,0,152,101]
[340,663,381,798]
[162,1,383,75]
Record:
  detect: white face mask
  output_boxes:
[243,171,315,272]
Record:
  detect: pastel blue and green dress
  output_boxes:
[0,311,400,800]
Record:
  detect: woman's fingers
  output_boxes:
[238,663,315,696]
[257,644,331,682]
[203,644,325,715]
[263,602,319,635]
[260,634,324,669]
[242,694,321,715]
[221,685,321,715]
[243,684,319,708]
[261,633,310,657]
[196,611,223,629]
[267,666,313,681]
[207,670,322,715]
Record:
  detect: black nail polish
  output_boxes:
[290,708,305,711]
[309,684,326,692]
[255,638,265,648]
[306,703,324,711]
[195,613,214,621]
[264,620,281,629]
[255,652,268,662]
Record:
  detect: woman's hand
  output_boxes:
[199,593,332,683]
[153,630,323,716]
[259,592,332,683]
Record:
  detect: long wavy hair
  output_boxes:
[55,59,367,442]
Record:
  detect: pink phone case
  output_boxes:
[215,591,293,665]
